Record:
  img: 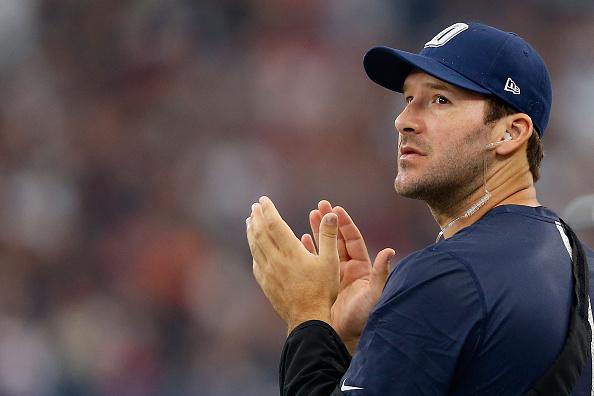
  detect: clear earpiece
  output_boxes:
[485,132,512,149]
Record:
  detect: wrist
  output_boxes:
[287,309,332,335]
[343,338,359,354]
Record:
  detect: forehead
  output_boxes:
[402,69,486,100]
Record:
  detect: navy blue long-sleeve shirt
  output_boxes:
[280,205,594,395]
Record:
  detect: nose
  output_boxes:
[394,101,422,136]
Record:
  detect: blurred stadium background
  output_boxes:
[0,0,593,395]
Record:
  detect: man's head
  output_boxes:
[364,22,551,208]
[393,70,539,209]
[364,22,552,136]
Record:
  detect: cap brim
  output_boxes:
[364,46,491,95]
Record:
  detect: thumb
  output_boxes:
[318,213,339,262]
[370,248,396,293]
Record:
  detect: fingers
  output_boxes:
[311,201,349,260]
[309,209,323,250]
[247,216,270,286]
[310,200,333,248]
[333,206,370,262]
[318,213,340,263]
[370,248,396,293]
[247,226,268,266]
[252,258,265,288]
[332,206,364,242]
[249,202,278,254]
[320,200,345,244]
[258,196,300,249]
[318,200,333,213]
[301,233,317,254]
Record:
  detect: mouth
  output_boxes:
[399,145,426,159]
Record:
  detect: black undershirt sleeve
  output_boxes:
[279,320,351,396]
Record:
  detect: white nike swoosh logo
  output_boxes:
[341,378,364,391]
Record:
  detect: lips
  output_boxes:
[399,145,425,156]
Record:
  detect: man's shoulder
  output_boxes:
[385,205,568,304]
[433,204,563,262]
[393,244,468,281]
[390,207,502,277]
[449,204,560,241]
[383,243,483,309]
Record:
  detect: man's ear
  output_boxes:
[494,113,533,155]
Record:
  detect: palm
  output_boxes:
[304,202,393,353]
[331,236,374,347]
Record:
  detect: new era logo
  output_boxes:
[504,78,520,95]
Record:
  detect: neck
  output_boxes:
[431,162,540,240]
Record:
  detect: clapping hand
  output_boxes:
[301,201,395,353]
[247,196,341,334]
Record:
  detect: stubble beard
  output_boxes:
[394,128,487,214]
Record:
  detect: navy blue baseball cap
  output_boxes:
[364,22,552,137]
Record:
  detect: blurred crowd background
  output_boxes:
[0,0,593,395]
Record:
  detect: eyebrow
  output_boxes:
[402,81,455,94]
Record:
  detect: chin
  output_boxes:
[394,185,421,199]
[394,176,420,199]
[394,173,437,201]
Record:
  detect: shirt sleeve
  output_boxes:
[279,320,351,396]
[342,249,485,395]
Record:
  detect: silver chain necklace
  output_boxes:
[435,155,492,243]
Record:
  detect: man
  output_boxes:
[246,22,594,395]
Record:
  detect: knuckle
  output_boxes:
[283,248,294,260]
[247,239,258,254]
[321,230,337,239]
[253,228,264,240]
[252,261,261,279]
[267,219,280,233]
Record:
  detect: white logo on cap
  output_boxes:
[424,23,469,48]
[504,78,521,95]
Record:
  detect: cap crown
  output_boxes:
[420,22,552,136]
[363,22,553,136]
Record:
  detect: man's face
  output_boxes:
[394,70,492,208]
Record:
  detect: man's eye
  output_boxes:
[405,96,413,104]
[435,95,450,104]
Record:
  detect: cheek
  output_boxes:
[430,139,476,169]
